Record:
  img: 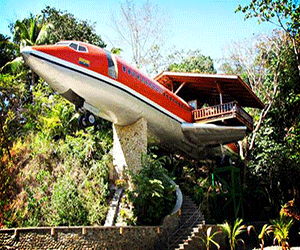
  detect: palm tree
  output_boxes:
[220,218,253,250]
[196,226,220,250]
[14,14,53,49]
[258,224,272,250]
[1,15,53,82]
[269,214,294,250]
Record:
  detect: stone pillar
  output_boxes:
[113,118,147,179]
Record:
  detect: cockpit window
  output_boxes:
[69,43,78,51]
[78,45,87,52]
[55,41,88,52]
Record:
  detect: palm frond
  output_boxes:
[0,57,23,73]
[36,23,54,45]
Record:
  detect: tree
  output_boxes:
[236,0,300,77]
[0,34,16,70]
[111,0,169,70]
[245,31,300,217]
[41,6,106,47]
[0,9,112,228]
[220,31,287,153]
[167,49,217,74]
[13,14,53,49]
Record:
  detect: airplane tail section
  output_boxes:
[181,123,247,147]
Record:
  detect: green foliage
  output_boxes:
[236,0,300,37]
[13,14,54,48]
[196,226,220,250]
[220,218,248,250]
[41,6,106,47]
[126,154,176,225]
[51,175,88,226]
[167,49,217,74]
[0,34,17,70]
[0,77,112,227]
[2,125,112,227]
[258,223,273,249]
[246,33,300,216]
[269,214,294,249]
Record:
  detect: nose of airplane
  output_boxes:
[20,45,70,94]
[21,46,34,64]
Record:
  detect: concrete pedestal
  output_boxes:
[113,118,147,179]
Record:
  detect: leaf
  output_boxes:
[0,57,23,73]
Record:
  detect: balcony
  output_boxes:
[192,101,253,131]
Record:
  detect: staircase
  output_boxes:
[167,196,204,250]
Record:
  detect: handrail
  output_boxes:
[193,101,236,120]
[192,101,253,128]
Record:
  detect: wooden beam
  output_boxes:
[216,82,223,105]
[174,81,186,95]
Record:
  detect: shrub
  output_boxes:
[51,175,88,226]
[126,154,176,225]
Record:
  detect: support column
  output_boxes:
[113,118,147,179]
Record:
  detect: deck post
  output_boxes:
[113,117,148,179]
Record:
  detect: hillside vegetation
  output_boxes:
[1,1,300,233]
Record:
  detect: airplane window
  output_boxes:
[128,69,131,75]
[137,74,140,80]
[132,71,136,78]
[122,65,126,72]
[69,43,78,51]
[78,45,88,52]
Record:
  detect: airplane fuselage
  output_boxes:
[22,41,245,158]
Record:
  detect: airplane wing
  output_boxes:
[181,123,247,146]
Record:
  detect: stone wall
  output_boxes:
[0,214,180,250]
[0,226,162,250]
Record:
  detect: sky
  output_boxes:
[0,0,276,70]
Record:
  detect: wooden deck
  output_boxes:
[192,101,253,131]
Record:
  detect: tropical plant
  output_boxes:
[2,15,53,78]
[0,34,17,71]
[51,175,88,226]
[220,218,253,250]
[126,153,176,225]
[269,214,294,250]
[196,226,220,250]
[258,224,272,250]
[13,14,53,49]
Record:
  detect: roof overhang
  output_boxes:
[154,72,265,109]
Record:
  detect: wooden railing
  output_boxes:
[192,101,253,129]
